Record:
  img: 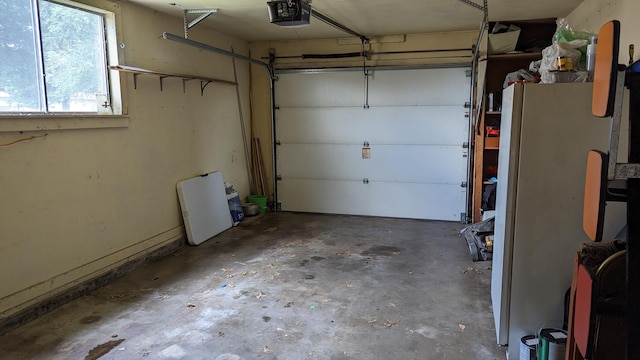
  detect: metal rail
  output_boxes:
[162,32,279,209]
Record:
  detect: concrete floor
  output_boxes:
[0,213,506,360]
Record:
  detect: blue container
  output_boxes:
[227,191,244,226]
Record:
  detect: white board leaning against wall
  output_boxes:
[275,67,470,221]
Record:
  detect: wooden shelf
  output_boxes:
[487,51,543,61]
[110,65,237,95]
[472,19,556,222]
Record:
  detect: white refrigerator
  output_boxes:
[491,82,626,359]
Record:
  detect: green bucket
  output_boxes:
[247,195,267,213]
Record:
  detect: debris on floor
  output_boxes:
[463,267,483,274]
[385,319,399,327]
[84,339,125,360]
[459,217,494,261]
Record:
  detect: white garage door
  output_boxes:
[275,67,470,221]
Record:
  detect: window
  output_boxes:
[0,0,120,115]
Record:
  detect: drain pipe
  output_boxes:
[162,32,278,210]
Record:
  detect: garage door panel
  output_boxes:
[278,144,465,184]
[277,106,467,145]
[278,179,369,214]
[365,145,466,183]
[276,72,364,107]
[278,144,367,180]
[368,68,470,106]
[368,182,465,221]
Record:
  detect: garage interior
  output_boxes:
[1,0,639,359]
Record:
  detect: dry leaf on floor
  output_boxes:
[186,303,196,307]
[256,292,266,299]
[321,299,331,303]
[221,268,233,273]
[459,324,466,331]
[388,303,397,308]
[268,263,278,269]
[385,319,399,327]
[263,346,273,353]
[367,318,378,324]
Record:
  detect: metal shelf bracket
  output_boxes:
[183,9,218,39]
[110,65,237,95]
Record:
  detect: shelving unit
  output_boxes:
[109,65,237,95]
[471,18,557,222]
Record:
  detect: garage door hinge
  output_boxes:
[276,202,282,211]
[460,181,468,188]
[275,140,281,146]
[460,212,468,223]
[274,105,280,110]
[465,69,472,77]
[462,142,469,149]
[464,102,470,108]
[276,175,282,181]
[363,178,369,184]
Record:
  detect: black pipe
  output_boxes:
[262,48,473,61]
[625,71,640,360]
[302,52,363,59]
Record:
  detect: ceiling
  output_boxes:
[125,0,584,42]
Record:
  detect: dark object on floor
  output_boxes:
[482,183,497,211]
[460,217,494,261]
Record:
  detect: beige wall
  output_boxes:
[566,0,640,64]
[0,1,252,318]
[247,30,480,202]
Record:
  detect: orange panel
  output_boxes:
[575,265,594,357]
[592,20,620,118]
[583,151,606,241]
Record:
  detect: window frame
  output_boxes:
[0,0,125,123]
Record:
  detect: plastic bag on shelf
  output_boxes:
[553,18,597,69]
[540,70,589,84]
[503,69,537,88]
[539,40,588,83]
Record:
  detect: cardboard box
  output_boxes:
[485,137,500,149]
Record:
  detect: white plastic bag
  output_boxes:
[503,69,536,88]
[539,40,588,83]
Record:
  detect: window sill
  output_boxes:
[0,115,130,133]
